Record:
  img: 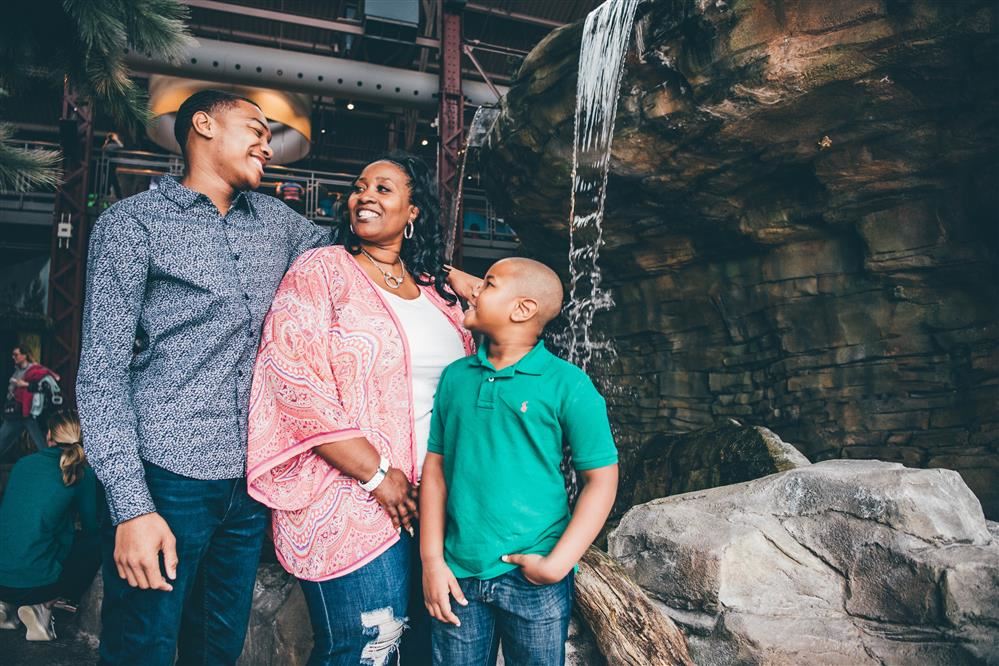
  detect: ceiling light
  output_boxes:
[346,102,355,110]
[421,138,429,146]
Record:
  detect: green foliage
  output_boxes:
[0,123,62,191]
[0,0,192,186]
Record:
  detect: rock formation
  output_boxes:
[480,0,999,517]
[614,420,810,523]
[610,460,999,664]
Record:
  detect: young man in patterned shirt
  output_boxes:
[77,90,331,665]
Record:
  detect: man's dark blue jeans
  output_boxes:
[431,568,574,666]
[98,462,268,666]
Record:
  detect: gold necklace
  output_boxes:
[360,247,406,289]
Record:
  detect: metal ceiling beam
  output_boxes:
[464,3,568,29]
[124,38,505,108]
[183,0,441,49]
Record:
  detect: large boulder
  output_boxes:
[609,459,999,664]
[615,421,810,523]
[481,0,999,518]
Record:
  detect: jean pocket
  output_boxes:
[508,567,562,589]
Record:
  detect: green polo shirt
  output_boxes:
[428,340,618,580]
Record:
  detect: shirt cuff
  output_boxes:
[105,475,157,525]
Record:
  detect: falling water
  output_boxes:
[556,0,641,502]
[563,0,641,372]
[446,105,500,261]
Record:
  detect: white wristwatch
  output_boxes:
[360,455,390,492]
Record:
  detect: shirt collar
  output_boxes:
[473,339,553,376]
[157,175,257,218]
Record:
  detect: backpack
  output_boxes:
[30,375,64,418]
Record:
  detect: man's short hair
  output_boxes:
[173,89,260,155]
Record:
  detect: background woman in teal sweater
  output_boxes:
[0,409,99,641]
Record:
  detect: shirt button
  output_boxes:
[237,369,244,377]
[487,377,495,382]
[233,253,240,261]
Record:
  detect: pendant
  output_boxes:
[384,274,403,289]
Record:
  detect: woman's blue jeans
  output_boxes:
[431,569,574,666]
[299,531,422,666]
[98,463,268,665]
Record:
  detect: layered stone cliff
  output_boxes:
[480,0,999,515]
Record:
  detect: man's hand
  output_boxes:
[423,558,467,626]
[444,266,482,302]
[501,553,566,586]
[114,512,178,591]
[370,468,419,533]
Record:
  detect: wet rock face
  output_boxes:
[480,0,999,516]
[609,460,999,664]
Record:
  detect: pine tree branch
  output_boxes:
[0,124,62,191]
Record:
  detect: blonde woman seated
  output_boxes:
[0,410,100,640]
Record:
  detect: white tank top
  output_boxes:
[382,290,466,475]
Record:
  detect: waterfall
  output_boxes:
[446,105,500,262]
[557,0,641,503]
[564,0,641,372]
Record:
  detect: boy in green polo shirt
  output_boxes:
[420,257,619,665]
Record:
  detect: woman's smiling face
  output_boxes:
[347,160,419,245]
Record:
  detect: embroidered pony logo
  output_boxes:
[520,401,529,413]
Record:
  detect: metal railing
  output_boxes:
[2,143,521,248]
[93,149,358,223]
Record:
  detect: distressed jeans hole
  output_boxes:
[360,607,408,666]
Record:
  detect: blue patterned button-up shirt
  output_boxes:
[77,176,332,524]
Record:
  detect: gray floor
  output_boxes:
[0,609,98,665]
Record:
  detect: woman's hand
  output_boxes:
[444,266,481,302]
[423,557,467,626]
[370,468,419,533]
[501,553,566,585]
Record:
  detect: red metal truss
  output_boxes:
[45,84,94,406]
[438,1,465,264]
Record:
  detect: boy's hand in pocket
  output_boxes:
[423,559,467,626]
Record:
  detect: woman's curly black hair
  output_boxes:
[337,151,457,305]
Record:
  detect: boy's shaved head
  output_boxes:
[494,257,564,326]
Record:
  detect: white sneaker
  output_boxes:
[17,603,56,641]
[0,601,19,629]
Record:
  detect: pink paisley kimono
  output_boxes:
[247,245,473,581]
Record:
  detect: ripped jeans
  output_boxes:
[300,531,414,666]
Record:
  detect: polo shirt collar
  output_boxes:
[474,339,553,376]
[157,175,257,218]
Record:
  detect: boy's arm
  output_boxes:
[504,374,619,584]
[420,452,467,625]
[503,464,618,584]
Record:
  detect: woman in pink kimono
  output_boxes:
[247,152,474,665]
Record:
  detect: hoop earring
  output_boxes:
[350,224,356,235]
[404,221,414,239]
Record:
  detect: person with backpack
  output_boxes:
[0,346,60,458]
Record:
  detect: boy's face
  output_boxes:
[464,260,522,334]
